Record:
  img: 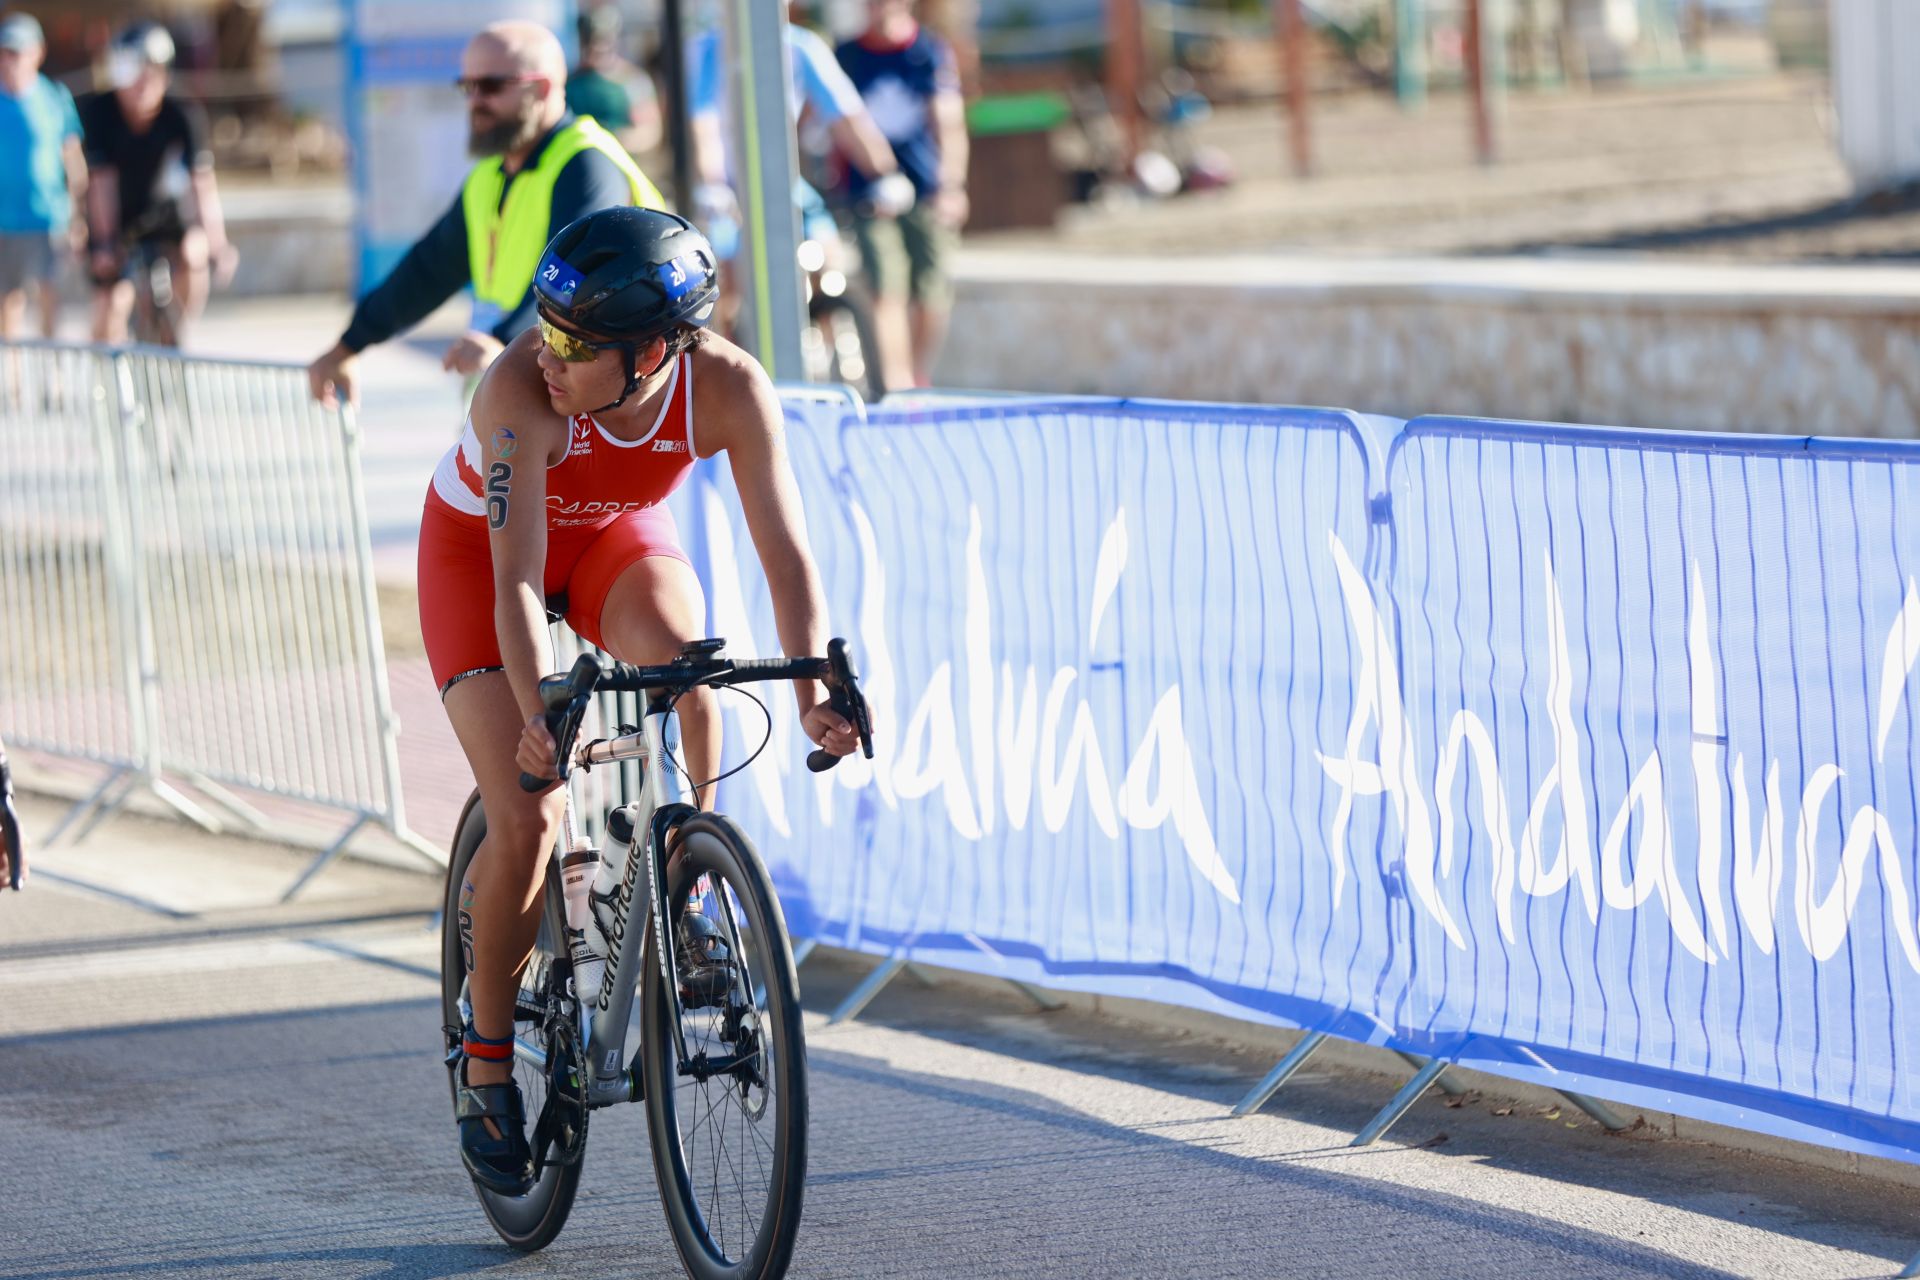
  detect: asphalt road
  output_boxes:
[4,793,1920,1280]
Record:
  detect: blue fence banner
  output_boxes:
[698,392,1920,1167]
[701,393,1390,1031]
[1375,419,1920,1163]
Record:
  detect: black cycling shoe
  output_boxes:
[456,1050,535,1195]
[677,913,738,1008]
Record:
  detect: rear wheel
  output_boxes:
[440,790,585,1251]
[805,292,883,401]
[641,813,808,1280]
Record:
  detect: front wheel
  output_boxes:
[641,813,808,1280]
[440,790,585,1251]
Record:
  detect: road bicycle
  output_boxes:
[439,637,873,1277]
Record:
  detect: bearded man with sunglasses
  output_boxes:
[308,21,663,408]
[422,206,858,1192]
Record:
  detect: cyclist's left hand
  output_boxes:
[800,701,859,758]
[443,331,506,377]
[515,714,560,786]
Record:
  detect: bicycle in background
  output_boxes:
[440,637,873,1277]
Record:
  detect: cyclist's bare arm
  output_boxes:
[692,339,857,756]
[478,337,568,727]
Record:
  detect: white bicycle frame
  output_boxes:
[504,698,701,1110]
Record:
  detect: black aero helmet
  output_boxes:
[533,207,718,342]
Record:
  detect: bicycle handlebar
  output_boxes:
[516,639,875,793]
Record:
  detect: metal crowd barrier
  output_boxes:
[0,340,441,895]
[661,387,1920,1223]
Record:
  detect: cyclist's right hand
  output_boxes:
[307,342,360,409]
[515,713,560,790]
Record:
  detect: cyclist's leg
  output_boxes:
[419,500,567,1098]
[165,227,210,345]
[441,672,568,1088]
[89,270,133,344]
[566,508,719,805]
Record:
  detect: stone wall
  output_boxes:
[936,252,1920,437]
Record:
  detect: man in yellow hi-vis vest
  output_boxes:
[308,21,663,407]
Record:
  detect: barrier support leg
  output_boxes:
[72,773,210,846]
[38,767,131,849]
[1232,1030,1329,1117]
[146,779,224,836]
[1898,1246,1919,1279]
[1397,1051,1466,1098]
[791,939,816,968]
[829,954,908,1025]
[903,962,939,988]
[184,772,272,832]
[280,813,371,904]
[389,823,450,872]
[1008,980,1065,1011]
[1559,1090,1630,1132]
[1351,1057,1450,1146]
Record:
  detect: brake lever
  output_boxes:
[520,653,603,792]
[807,638,873,773]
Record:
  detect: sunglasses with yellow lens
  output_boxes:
[538,316,623,364]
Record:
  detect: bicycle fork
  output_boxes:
[579,710,697,1108]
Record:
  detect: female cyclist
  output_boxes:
[419,207,858,1192]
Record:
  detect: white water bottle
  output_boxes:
[560,842,606,1010]
[590,804,639,915]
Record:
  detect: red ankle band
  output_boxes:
[464,1035,515,1061]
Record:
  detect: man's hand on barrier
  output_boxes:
[443,331,505,378]
[307,342,361,409]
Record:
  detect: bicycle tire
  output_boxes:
[440,789,584,1251]
[641,813,808,1280]
[807,292,885,401]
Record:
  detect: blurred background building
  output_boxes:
[4,1,1913,302]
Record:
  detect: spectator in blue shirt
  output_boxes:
[837,0,969,388]
[0,14,86,340]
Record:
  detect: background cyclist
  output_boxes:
[420,207,856,1191]
[81,21,235,347]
